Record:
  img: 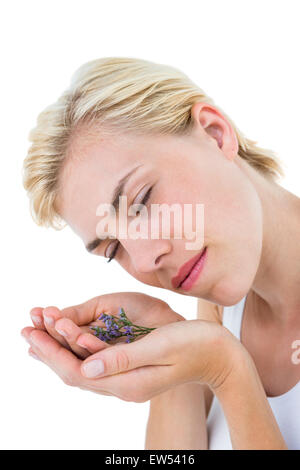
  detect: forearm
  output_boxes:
[145,382,207,450]
[213,349,288,450]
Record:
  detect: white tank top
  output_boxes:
[207,295,300,450]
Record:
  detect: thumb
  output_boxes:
[80,332,167,379]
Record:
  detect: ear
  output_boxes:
[190,102,239,161]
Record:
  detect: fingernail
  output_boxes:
[76,341,87,349]
[55,327,68,337]
[43,315,54,326]
[29,351,41,361]
[82,360,105,378]
[30,314,43,326]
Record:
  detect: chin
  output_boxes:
[207,272,254,307]
[207,245,260,306]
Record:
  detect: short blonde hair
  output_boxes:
[23,56,285,229]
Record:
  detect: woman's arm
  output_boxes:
[199,300,287,449]
[145,299,219,450]
[213,347,288,450]
[145,382,208,450]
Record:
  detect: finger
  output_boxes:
[80,329,170,379]
[58,296,105,326]
[83,363,175,402]
[76,332,110,354]
[23,329,116,397]
[21,326,36,343]
[30,307,46,330]
[58,293,133,327]
[28,346,43,361]
[42,306,70,349]
[54,318,109,359]
[23,328,84,385]
[23,328,170,402]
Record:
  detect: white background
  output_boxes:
[1,0,299,450]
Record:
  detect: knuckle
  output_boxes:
[112,349,130,373]
[55,319,65,331]
[61,373,78,387]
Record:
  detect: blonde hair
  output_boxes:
[23,56,285,229]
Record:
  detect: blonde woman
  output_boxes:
[21,57,300,450]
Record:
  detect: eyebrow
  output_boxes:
[85,164,143,253]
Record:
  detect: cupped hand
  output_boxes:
[26,292,185,359]
[21,316,246,403]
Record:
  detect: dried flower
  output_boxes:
[89,307,156,343]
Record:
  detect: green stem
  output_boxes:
[128,323,156,331]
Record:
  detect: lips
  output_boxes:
[172,246,207,289]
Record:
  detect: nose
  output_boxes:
[121,237,171,274]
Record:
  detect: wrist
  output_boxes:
[210,341,256,398]
[207,340,288,449]
[190,321,249,390]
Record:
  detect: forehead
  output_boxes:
[57,132,152,243]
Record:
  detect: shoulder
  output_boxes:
[197,298,224,324]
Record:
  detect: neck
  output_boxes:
[237,157,300,325]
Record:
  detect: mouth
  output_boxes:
[172,246,207,291]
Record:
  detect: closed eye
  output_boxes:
[106,185,154,263]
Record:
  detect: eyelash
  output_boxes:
[106,186,153,263]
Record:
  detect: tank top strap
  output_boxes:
[222,296,247,341]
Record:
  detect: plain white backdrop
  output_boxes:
[1,0,299,450]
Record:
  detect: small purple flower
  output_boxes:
[124,326,133,334]
[111,330,121,337]
[125,335,134,343]
[98,313,107,321]
[90,307,156,344]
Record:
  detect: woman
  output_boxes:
[21,57,300,450]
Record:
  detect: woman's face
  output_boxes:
[57,107,263,306]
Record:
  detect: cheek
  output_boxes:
[202,163,263,249]
[204,182,263,305]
